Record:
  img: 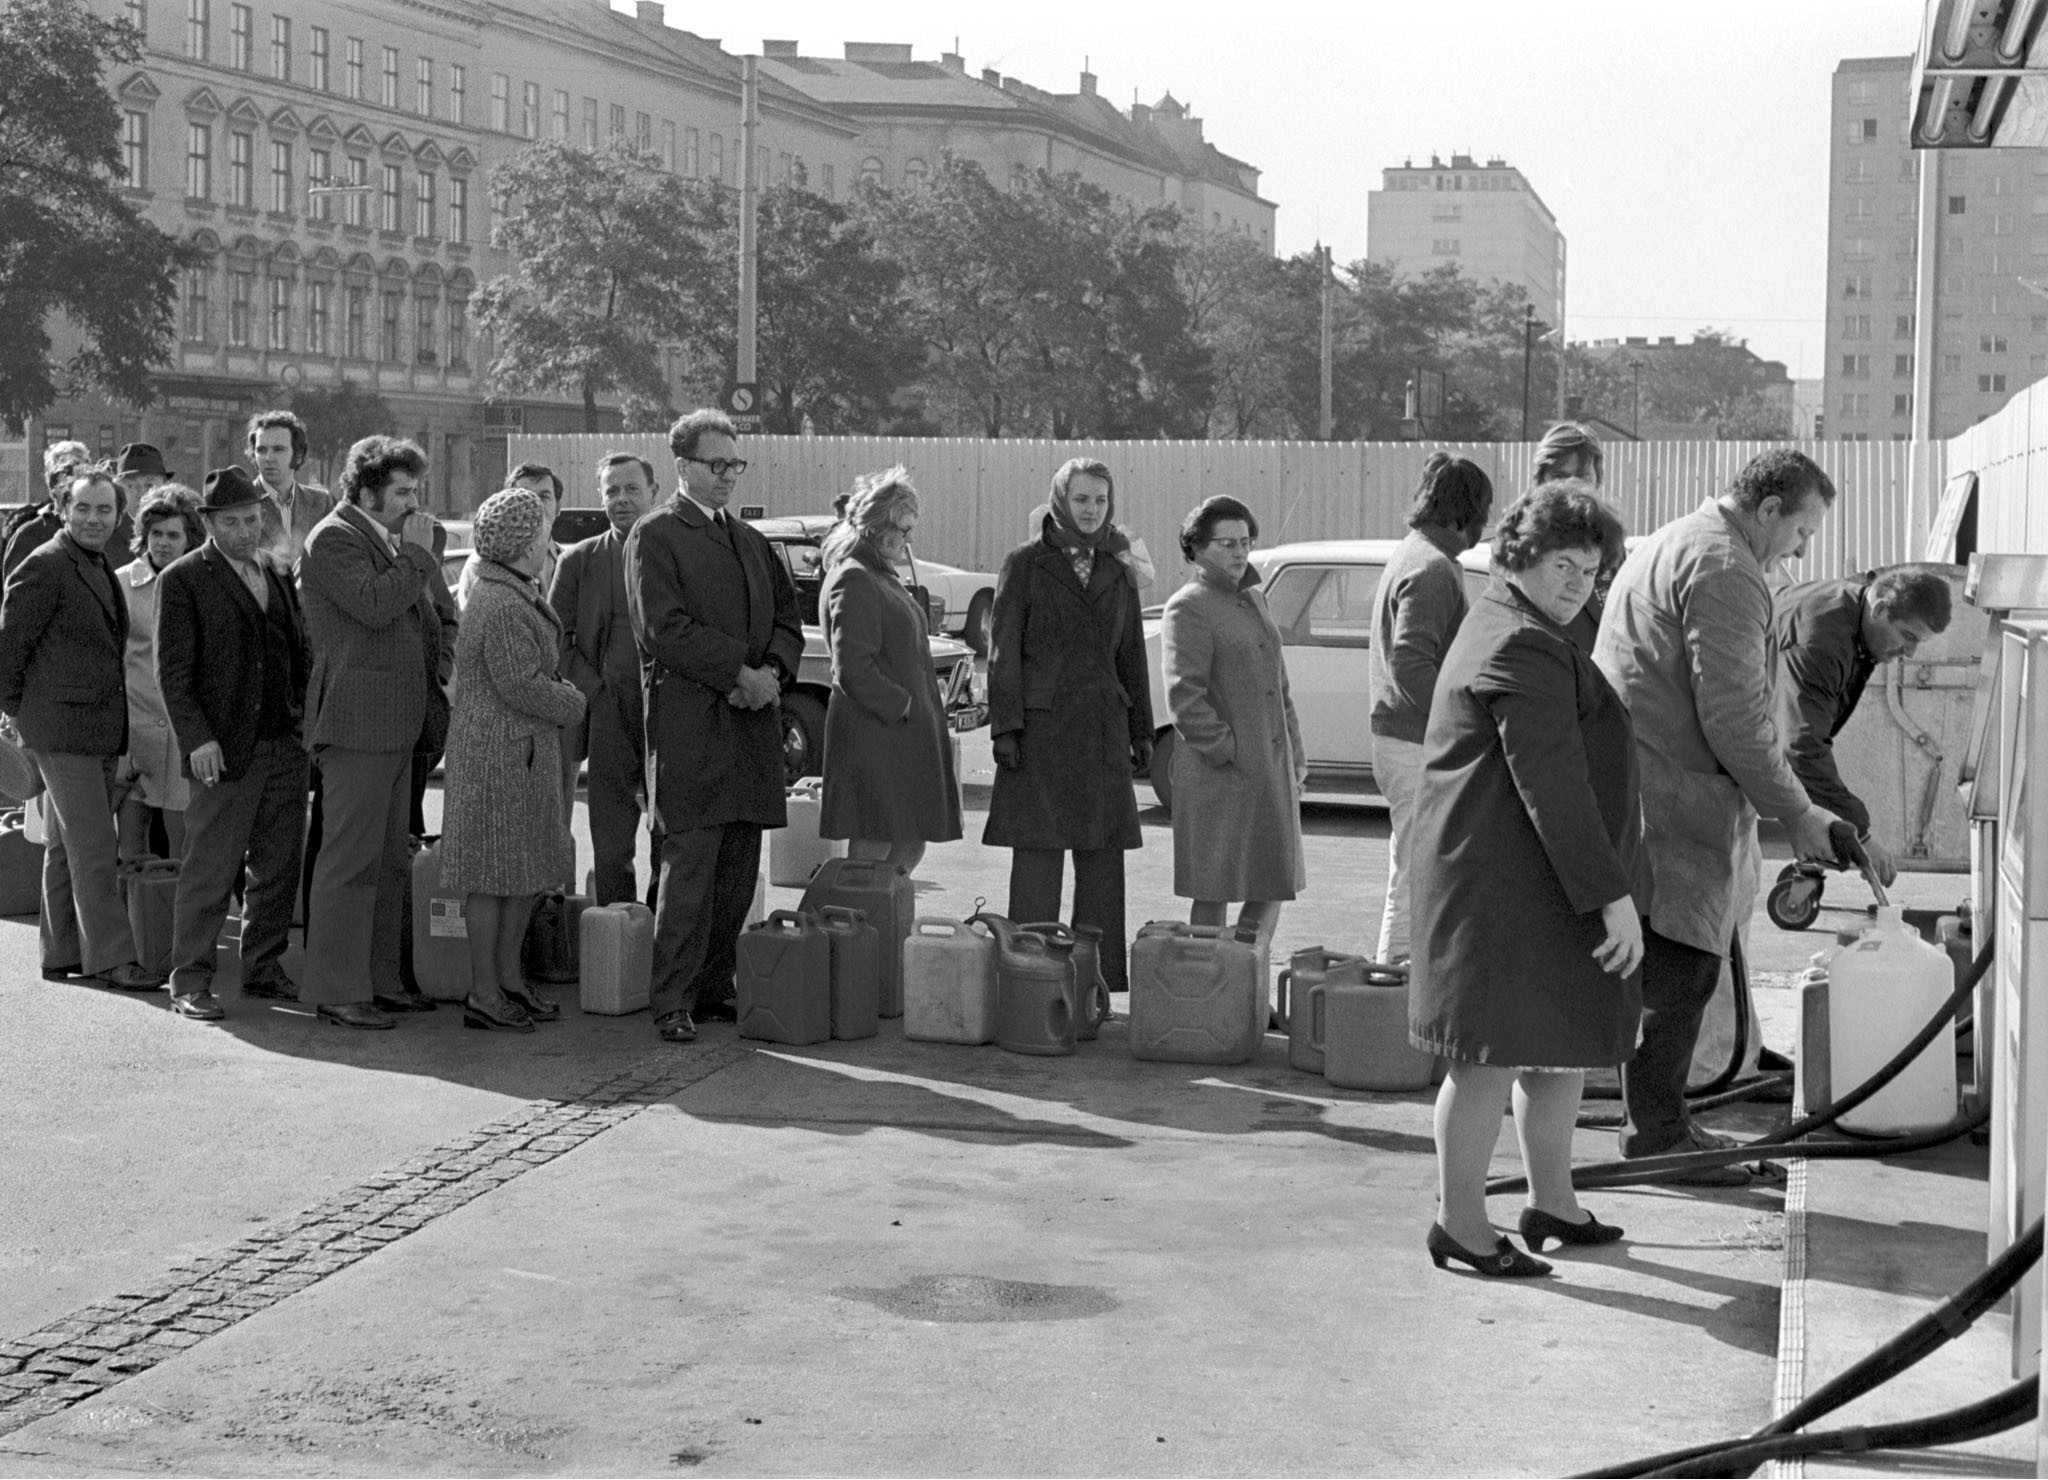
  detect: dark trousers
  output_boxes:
[301,746,411,1007]
[651,820,761,1019]
[32,751,133,975]
[585,694,654,907]
[170,737,308,996]
[1619,924,1724,1157]
[1008,846,1129,993]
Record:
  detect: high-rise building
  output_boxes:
[1366,154,1565,330]
[1823,54,2042,441]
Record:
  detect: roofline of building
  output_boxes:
[1834,54,1913,72]
[1373,160,1559,230]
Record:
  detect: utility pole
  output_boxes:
[737,56,760,391]
[1520,303,1536,442]
[1317,243,1333,440]
[1630,359,1644,439]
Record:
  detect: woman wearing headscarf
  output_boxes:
[437,488,585,1033]
[817,467,962,872]
[115,484,205,862]
[983,457,1153,993]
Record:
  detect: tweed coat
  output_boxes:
[297,503,452,755]
[1160,563,1305,901]
[1593,500,1812,956]
[156,542,309,783]
[115,557,191,811]
[982,535,1152,852]
[438,562,585,895]
[0,531,129,756]
[623,496,804,833]
[550,525,640,763]
[818,552,963,844]
[1407,578,1643,1068]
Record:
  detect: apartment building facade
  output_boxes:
[1366,154,1566,330]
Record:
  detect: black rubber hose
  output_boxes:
[1579,1074,1792,1129]
[1583,932,1752,1102]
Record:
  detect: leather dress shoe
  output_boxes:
[316,1002,396,1030]
[40,963,83,982]
[170,991,226,1021]
[240,975,299,1001]
[96,962,165,992]
[372,989,437,1013]
[656,1009,697,1043]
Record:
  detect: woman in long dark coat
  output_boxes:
[818,467,962,872]
[1409,480,1642,1279]
[983,458,1153,992]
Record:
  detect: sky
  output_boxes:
[637,0,1933,384]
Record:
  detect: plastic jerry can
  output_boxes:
[1069,925,1113,1042]
[800,859,913,1017]
[735,910,831,1045]
[1829,906,1959,1134]
[1127,920,1265,1065]
[901,915,999,1044]
[1937,914,1976,1044]
[991,920,1075,1057]
[1275,947,1370,1075]
[119,858,180,979]
[0,808,41,917]
[1796,953,1832,1116]
[817,905,880,1040]
[579,902,654,1015]
[522,891,590,985]
[768,779,845,887]
[409,840,472,1001]
[1315,963,1436,1091]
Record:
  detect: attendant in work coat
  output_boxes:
[817,469,962,869]
[983,458,1151,992]
[1160,495,1303,933]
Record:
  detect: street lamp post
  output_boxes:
[1520,304,1536,442]
[1630,358,1645,438]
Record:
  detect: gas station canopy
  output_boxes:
[1911,0,2048,147]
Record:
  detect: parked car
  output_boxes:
[893,556,997,656]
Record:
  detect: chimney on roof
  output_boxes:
[1625,336,1648,346]
[1080,66,1097,96]
[982,67,1001,85]
[940,51,965,73]
[762,39,799,57]
[1131,101,1151,125]
[1658,336,1676,346]
[844,42,913,63]
[634,0,663,24]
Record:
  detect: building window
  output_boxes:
[904,157,928,190]
[267,276,290,350]
[1841,353,1870,378]
[448,296,467,367]
[344,154,367,226]
[1846,197,1873,221]
[1894,353,1914,377]
[822,162,834,198]
[270,14,288,80]
[1844,158,1873,183]
[1979,373,2009,393]
[380,46,398,108]
[228,268,253,345]
[1431,237,1460,254]
[121,111,147,188]
[608,103,625,141]
[447,176,467,241]
[181,264,209,339]
[309,26,327,90]
[228,3,249,69]
[1948,194,1967,215]
[415,297,437,363]
[490,74,509,132]
[1848,117,1878,142]
[448,65,465,124]
[344,284,365,357]
[414,171,435,236]
[308,146,331,218]
[307,280,329,354]
[660,119,674,170]
[185,0,207,60]
[227,130,252,207]
[636,111,651,154]
[1841,313,1870,340]
[1944,352,1964,372]
[1842,272,1869,299]
[379,289,401,361]
[581,97,597,148]
[1845,236,1874,260]
[859,156,883,187]
[777,149,790,184]
[1840,392,1870,415]
[416,57,433,116]
[1981,332,2009,353]
[709,133,723,180]
[1994,213,2015,236]
[380,163,401,231]
[551,90,569,140]
[521,81,539,139]
[270,139,290,213]
[1893,392,1913,416]
[684,126,700,176]
[1895,313,1914,338]
[185,123,210,198]
[346,37,362,100]
[124,0,145,27]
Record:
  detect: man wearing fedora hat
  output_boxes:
[114,442,173,508]
[154,467,313,1020]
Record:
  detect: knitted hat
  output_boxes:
[473,487,546,565]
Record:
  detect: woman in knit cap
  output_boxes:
[437,487,585,1033]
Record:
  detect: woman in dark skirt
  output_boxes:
[1408,480,1642,1278]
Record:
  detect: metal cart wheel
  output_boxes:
[1767,870,1825,931]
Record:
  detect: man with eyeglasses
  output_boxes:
[624,410,802,1044]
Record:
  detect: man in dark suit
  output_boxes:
[296,437,451,1029]
[0,469,157,989]
[625,410,803,1043]
[155,467,312,1020]
[553,451,657,906]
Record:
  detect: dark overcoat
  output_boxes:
[818,553,963,844]
[623,497,803,833]
[155,541,310,782]
[297,503,449,755]
[0,531,130,756]
[982,536,1152,852]
[1407,577,1644,1068]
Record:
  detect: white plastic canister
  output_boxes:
[1828,907,1959,1134]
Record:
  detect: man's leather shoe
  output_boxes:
[40,963,83,982]
[170,991,225,1021]
[656,1009,697,1043]
[95,962,165,991]
[317,1003,396,1029]
[696,996,738,1024]
[240,975,299,1001]
[372,989,437,1013]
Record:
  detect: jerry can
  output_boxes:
[579,902,654,1015]
[1127,920,1266,1065]
[902,915,999,1044]
[1276,947,1371,1075]
[118,858,180,980]
[1069,924,1113,1042]
[0,808,38,917]
[409,840,471,1001]
[1796,951,1832,1116]
[1829,906,1959,1134]
[817,905,879,1040]
[769,778,845,887]
[989,917,1075,1056]
[800,858,913,1017]
[522,891,590,985]
[735,910,831,1045]
[1316,963,1438,1091]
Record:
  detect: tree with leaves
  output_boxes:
[0,0,200,431]
[289,381,395,485]
[472,139,717,433]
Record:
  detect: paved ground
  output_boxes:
[0,731,1996,1476]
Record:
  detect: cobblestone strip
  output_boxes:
[0,1040,751,1437]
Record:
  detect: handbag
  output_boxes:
[0,714,41,803]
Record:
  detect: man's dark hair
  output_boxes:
[509,460,564,501]
[1493,479,1628,578]
[55,470,122,516]
[337,436,427,506]
[1727,448,1836,515]
[1177,494,1259,562]
[597,451,654,486]
[668,409,738,462]
[1407,452,1493,533]
[246,409,310,470]
[1870,566,1954,633]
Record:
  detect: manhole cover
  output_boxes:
[837,1274,1118,1323]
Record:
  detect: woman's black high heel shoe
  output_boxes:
[1427,1223,1552,1278]
[1518,1207,1625,1254]
[502,982,560,1022]
[463,994,536,1034]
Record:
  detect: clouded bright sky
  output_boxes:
[647,0,1934,382]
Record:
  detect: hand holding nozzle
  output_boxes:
[1829,820,1889,909]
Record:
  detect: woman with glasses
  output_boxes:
[1159,494,1303,945]
[816,467,961,873]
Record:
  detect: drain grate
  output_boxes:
[837,1274,1118,1324]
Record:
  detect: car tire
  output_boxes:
[781,693,827,783]
[964,590,993,658]
[1147,726,1175,813]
